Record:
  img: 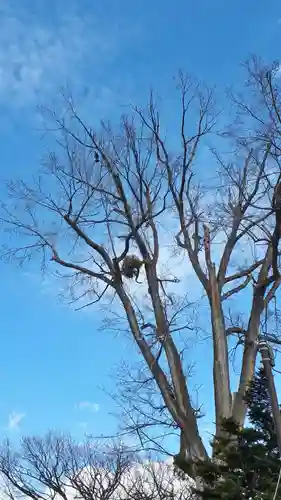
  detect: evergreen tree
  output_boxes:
[185,366,281,499]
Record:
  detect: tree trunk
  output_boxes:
[179,427,207,462]
[119,285,208,461]
[204,222,232,438]
[231,289,264,426]
[209,267,232,436]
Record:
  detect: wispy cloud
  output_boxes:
[0,0,130,108]
[76,401,100,412]
[275,64,281,79]
[77,421,88,429]
[7,411,26,430]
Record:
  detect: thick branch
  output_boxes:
[224,258,264,284]
[221,274,252,301]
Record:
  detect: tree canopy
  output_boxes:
[1,56,281,468]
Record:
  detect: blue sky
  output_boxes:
[0,0,281,450]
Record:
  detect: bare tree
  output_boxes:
[1,58,281,470]
[0,433,130,500]
[131,63,281,439]
[0,82,210,465]
[0,433,193,500]
[119,459,194,500]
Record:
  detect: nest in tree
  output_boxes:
[121,255,143,280]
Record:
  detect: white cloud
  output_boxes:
[76,401,100,413]
[0,1,123,107]
[272,62,281,79]
[7,411,25,430]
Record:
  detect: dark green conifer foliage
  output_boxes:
[187,367,281,499]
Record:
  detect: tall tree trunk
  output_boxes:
[209,267,232,435]
[231,287,264,426]
[145,264,208,461]
[203,225,232,436]
[119,285,208,462]
[231,249,272,426]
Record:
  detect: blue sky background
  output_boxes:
[1,0,281,450]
